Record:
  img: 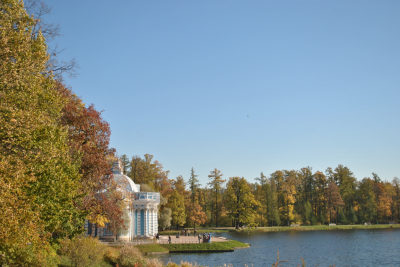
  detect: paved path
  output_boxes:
[157,235,229,244]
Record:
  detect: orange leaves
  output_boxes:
[55,81,115,221]
[187,203,207,227]
[375,183,392,218]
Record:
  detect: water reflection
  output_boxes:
[154,228,400,267]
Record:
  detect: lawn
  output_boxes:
[160,224,400,235]
[136,240,250,254]
[136,244,169,254]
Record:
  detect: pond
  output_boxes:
[154,228,400,266]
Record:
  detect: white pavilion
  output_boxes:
[85,161,160,241]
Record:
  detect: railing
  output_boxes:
[133,192,160,202]
[158,240,204,244]
[129,239,157,245]
[101,239,157,246]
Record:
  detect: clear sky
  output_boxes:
[43,0,400,186]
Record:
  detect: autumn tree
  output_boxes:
[314,171,327,223]
[101,189,125,242]
[120,154,130,175]
[128,154,157,185]
[186,168,207,229]
[128,154,171,196]
[187,202,207,231]
[270,170,285,223]
[172,175,190,200]
[189,167,201,203]
[197,187,211,225]
[159,208,172,230]
[374,182,392,221]
[55,82,115,227]
[226,177,259,229]
[0,1,84,265]
[338,207,347,224]
[298,167,314,206]
[302,201,312,225]
[138,154,158,185]
[129,156,142,184]
[24,0,78,78]
[325,182,344,223]
[167,190,186,228]
[267,178,280,226]
[255,172,268,226]
[392,177,400,221]
[358,178,376,223]
[349,206,357,224]
[208,168,226,227]
[282,170,298,226]
[332,165,357,213]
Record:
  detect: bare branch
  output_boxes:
[25,0,79,79]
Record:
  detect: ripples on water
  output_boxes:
[154,228,400,267]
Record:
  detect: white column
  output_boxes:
[130,209,134,241]
[155,208,158,233]
[144,208,148,237]
[137,209,141,236]
[149,209,154,236]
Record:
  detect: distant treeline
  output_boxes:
[120,154,400,229]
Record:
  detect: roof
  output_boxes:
[112,161,139,193]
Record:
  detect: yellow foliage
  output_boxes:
[88,214,109,228]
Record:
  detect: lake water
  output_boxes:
[155,228,400,266]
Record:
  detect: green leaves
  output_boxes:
[226,177,259,229]
[0,1,85,264]
[168,190,186,227]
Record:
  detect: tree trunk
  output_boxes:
[211,200,213,226]
[336,207,338,224]
[287,197,290,226]
[215,193,218,227]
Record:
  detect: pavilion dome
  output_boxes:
[112,161,140,192]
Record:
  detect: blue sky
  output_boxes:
[43,0,400,186]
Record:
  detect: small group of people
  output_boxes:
[163,229,204,244]
[202,233,211,243]
[178,229,198,236]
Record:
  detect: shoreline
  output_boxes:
[247,224,400,232]
[136,240,250,255]
[159,223,400,235]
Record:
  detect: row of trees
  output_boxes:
[0,1,125,265]
[1,1,399,265]
[121,155,400,230]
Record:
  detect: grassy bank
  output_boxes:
[246,224,400,232]
[159,229,233,235]
[136,240,249,254]
[161,224,400,235]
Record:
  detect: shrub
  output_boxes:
[145,258,164,267]
[36,244,61,267]
[1,243,61,267]
[103,246,119,265]
[59,235,106,267]
[116,245,146,267]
